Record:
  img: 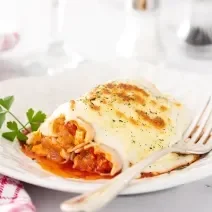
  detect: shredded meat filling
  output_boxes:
[29,116,112,175]
[30,116,82,162]
[73,148,112,174]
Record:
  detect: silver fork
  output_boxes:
[60,96,212,212]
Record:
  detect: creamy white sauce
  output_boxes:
[38,78,194,175]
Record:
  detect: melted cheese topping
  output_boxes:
[38,78,195,175]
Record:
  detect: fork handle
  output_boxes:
[60,147,175,212]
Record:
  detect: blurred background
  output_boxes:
[0,0,212,80]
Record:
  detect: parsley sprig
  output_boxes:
[0,96,46,142]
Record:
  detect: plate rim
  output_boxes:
[0,60,212,195]
[1,160,212,195]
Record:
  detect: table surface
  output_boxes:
[24,177,212,212]
[1,0,212,212]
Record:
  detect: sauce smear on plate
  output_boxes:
[22,145,113,180]
[21,145,199,180]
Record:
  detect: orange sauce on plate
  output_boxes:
[21,145,113,180]
[22,145,199,180]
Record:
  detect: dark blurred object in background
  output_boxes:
[178,0,212,59]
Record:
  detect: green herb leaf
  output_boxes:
[7,121,18,131]
[2,131,17,141]
[0,95,47,143]
[3,121,28,142]
[0,112,6,129]
[32,111,46,122]
[28,110,46,131]
[4,121,19,142]
[30,123,40,131]
[16,131,28,142]
[0,96,14,110]
[26,108,34,122]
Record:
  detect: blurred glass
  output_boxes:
[177,0,212,60]
[0,0,19,35]
[159,0,212,73]
[116,0,165,66]
[0,0,84,77]
[21,0,84,76]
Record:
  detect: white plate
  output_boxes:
[0,60,211,195]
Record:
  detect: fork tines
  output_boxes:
[184,96,212,145]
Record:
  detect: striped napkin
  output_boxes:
[0,33,36,212]
[0,175,35,212]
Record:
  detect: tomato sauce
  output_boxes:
[21,144,200,180]
[22,145,158,180]
[22,145,113,180]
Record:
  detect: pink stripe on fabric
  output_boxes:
[0,176,8,198]
[11,183,23,202]
[0,175,36,211]
[8,203,36,212]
